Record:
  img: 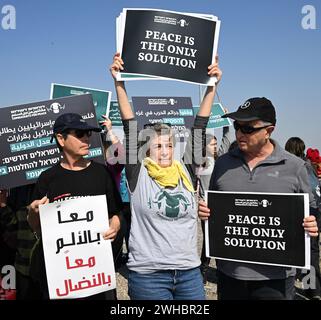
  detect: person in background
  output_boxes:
[100,116,130,267]
[0,189,16,300]
[285,137,321,300]
[0,185,45,300]
[306,148,321,182]
[0,189,16,267]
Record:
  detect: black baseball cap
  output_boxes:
[222,97,276,125]
[51,113,101,142]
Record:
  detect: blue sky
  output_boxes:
[1,0,320,151]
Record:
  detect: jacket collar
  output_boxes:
[230,139,288,165]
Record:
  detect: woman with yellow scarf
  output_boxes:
[109,53,222,300]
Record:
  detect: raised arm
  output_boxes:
[109,53,134,120]
[109,53,141,192]
[183,56,222,174]
[197,55,222,117]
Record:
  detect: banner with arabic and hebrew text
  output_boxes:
[0,94,104,189]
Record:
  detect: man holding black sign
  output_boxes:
[199,98,318,300]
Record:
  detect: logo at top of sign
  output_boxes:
[47,102,65,114]
[259,199,272,208]
[240,101,251,109]
[168,99,177,105]
[178,19,189,27]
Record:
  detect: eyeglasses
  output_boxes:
[72,130,92,139]
[233,122,271,134]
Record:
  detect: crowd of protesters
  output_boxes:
[0,53,320,300]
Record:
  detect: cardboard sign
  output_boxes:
[193,103,232,129]
[39,195,116,299]
[117,8,220,85]
[51,83,111,128]
[0,94,104,189]
[206,191,310,269]
[132,96,194,140]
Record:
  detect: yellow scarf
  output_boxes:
[143,157,194,192]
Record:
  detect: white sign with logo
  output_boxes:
[39,195,116,299]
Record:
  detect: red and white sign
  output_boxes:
[40,195,116,299]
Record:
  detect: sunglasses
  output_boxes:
[233,122,271,134]
[71,130,92,139]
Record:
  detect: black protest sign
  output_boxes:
[0,94,104,189]
[119,9,220,85]
[132,96,194,141]
[206,191,309,268]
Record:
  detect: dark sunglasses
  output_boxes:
[233,122,271,134]
[143,123,172,129]
[72,130,92,139]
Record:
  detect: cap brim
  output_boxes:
[222,112,261,122]
[68,123,102,132]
